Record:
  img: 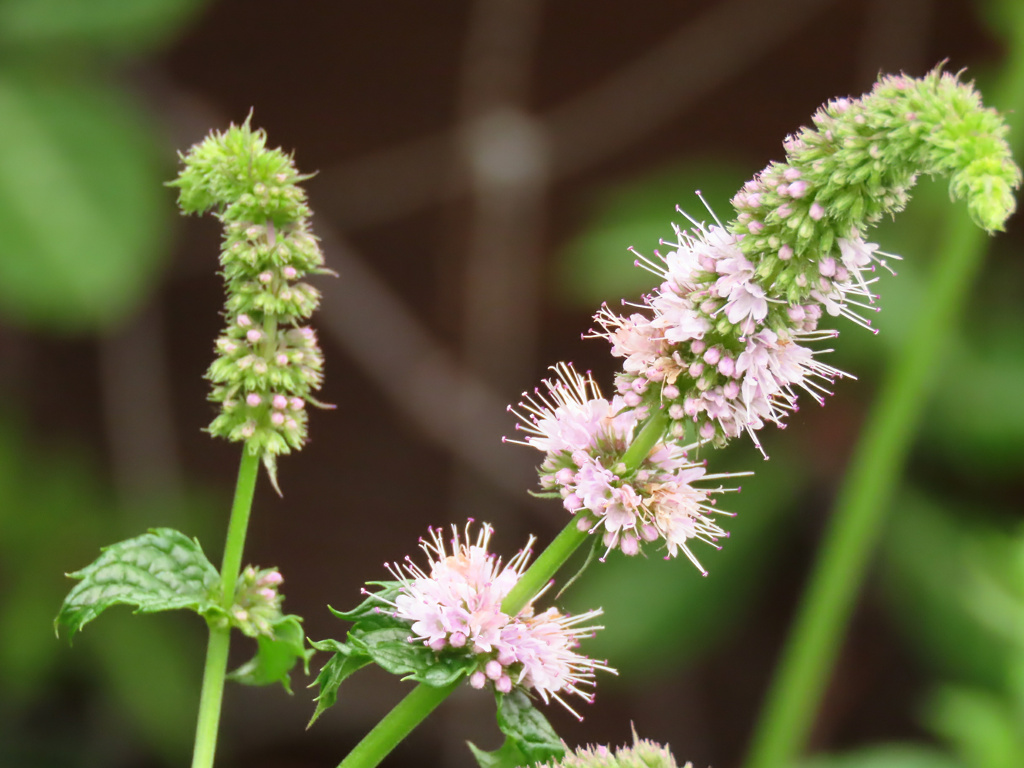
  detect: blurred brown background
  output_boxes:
[1,1,1021,767]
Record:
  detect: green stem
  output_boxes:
[502,520,589,616]
[217,447,261,599]
[622,408,669,469]
[743,42,1024,768]
[191,446,261,768]
[337,680,460,768]
[191,627,231,768]
[337,410,671,768]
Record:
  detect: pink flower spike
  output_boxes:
[246,393,262,407]
[809,202,825,220]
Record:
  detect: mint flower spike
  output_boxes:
[377,522,614,719]
[734,66,1021,292]
[170,118,333,490]
[535,732,691,768]
[595,66,1019,457]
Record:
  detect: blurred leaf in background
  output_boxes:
[0,70,170,333]
[556,160,748,309]
[0,0,205,56]
[0,0,216,764]
[0,0,206,334]
[797,743,966,768]
[882,491,1024,768]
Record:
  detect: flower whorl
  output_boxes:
[172,119,330,483]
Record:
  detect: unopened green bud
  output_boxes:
[170,118,332,489]
[731,66,1021,307]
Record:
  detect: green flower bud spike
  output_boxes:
[171,117,333,491]
[732,66,1021,304]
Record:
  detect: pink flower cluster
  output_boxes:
[509,365,741,572]
[591,217,883,455]
[380,523,611,718]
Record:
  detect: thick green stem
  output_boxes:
[743,41,1024,768]
[502,520,589,616]
[336,680,460,768]
[336,410,670,768]
[191,446,261,768]
[217,447,261,599]
[621,408,669,469]
[191,627,231,768]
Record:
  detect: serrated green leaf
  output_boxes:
[354,627,432,676]
[416,655,475,687]
[56,528,220,641]
[347,612,411,637]
[227,614,313,693]
[307,644,373,727]
[494,689,564,766]
[328,581,403,621]
[468,737,531,768]
[349,618,475,687]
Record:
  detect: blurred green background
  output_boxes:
[0,1,1021,767]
